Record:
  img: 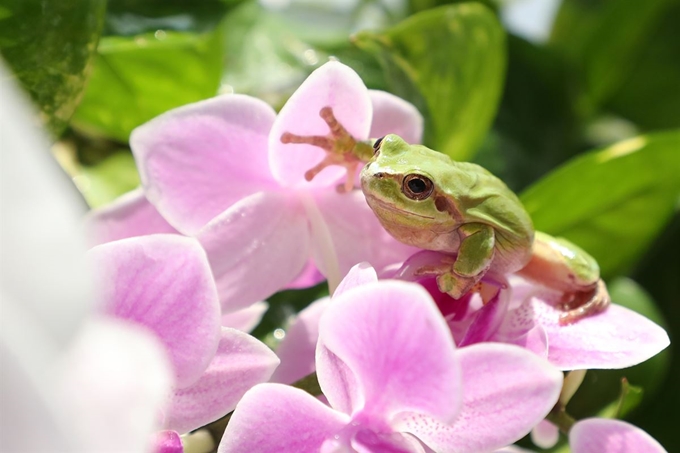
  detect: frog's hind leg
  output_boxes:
[518,231,611,324]
[558,279,610,325]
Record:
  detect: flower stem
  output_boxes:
[545,403,577,434]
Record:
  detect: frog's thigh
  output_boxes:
[519,231,599,292]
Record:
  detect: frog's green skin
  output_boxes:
[361,135,534,295]
[361,135,605,312]
[281,110,609,322]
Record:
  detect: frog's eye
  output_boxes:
[373,136,385,154]
[402,174,434,200]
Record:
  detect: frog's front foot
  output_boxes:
[435,273,478,300]
[414,259,495,301]
[280,107,373,192]
[558,279,611,325]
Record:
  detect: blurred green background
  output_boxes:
[1,0,678,450]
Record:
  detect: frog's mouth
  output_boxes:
[364,192,436,220]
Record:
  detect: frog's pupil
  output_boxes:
[373,136,385,152]
[408,178,427,193]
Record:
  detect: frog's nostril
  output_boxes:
[373,172,386,179]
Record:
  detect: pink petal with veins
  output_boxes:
[90,235,221,388]
[132,95,277,235]
[317,281,461,424]
[198,191,310,312]
[218,384,349,453]
[164,328,279,434]
[529,294,670,370]
[401,343,562,453]
[85,188,178,247]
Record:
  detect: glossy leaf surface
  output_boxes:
[354,3,506,160]
[520,131,680,278]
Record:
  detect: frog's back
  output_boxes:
[435,161,535,272]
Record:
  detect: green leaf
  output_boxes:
[71,29,223,142]
[103,0,233,36]
[354,3,506,161]
[220,1,317,110]
[0,0,106,136]
[605,2,680,130]
[598,378,644,419]
[520,131,680,278]
[551,0,676,114]
[474,35,582,192]
[76,151,140,208]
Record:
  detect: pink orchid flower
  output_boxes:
[271,258,669,390]
[89,234,280,434]
[396,251,670,370]
[270,263,377,385]
[87,61,421,311]
[218,280,563,453]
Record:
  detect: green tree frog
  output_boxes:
[282,108,610,324]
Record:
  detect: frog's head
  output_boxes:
[360,134,459,249]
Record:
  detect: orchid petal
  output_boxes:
[531,419,559,449]
[90,235,221,388]
[494,447,535,453]
[164,328,280,434]
[487,288,550,357]
[271,298,330,384]
[198,191,310,312]
[334,263,378,297]
[221,301,269,332]
[218,384,349,453]
[313,190,418,279]
[351,430,427,453]
[132,95,277,235]
[60,317,173,453]
[269,61,373,188]
[286,258,325,289]
[530,297,670,370]
[85,188,178,246]
[570,418,667,453]
[458,291,509,346]
[368,90,424,145]
[318,281,461,424]
[402,343,562,453]
[150,431,183,453]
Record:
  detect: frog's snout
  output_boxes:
[372,172,386,179]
